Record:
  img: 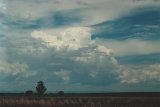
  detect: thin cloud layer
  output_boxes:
[5,0,160,25]
[97,39,160,56]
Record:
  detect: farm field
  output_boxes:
[0,92,160,107]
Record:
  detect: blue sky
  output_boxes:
[0,0,160,92]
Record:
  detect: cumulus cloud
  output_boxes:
[53,69,71,81]
[0,61,28,75]
[0,48,35,81]
[119,64,160,84]
[3,25,160,91]
[30,27,117,69]
[1,24,120,91]
[30,27,119,85]
[31,27,93,51]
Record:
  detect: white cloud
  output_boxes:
[31,27,116,66]
[53,69,71,81]
[5,0,160,25]
[6,0,85,21]
[119,64,160,84]
[31,27,112,55]
[31,27,93,51]
[97,39,160,56]
[0,0,6,36]
[96,45,112,55]
[30,27,120,84]
[0,0,6,12]
[0,61,28,75]
[0,47,37,79]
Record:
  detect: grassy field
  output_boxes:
[0,93,160,107]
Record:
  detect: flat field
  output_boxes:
[0,92,160,107]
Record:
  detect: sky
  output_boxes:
[0,0,160,92]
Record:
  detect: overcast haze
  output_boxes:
[0,0,160,92]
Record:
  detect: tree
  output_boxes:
[25,90,33,96]
[57,91,64,95]
[36,81,46,95]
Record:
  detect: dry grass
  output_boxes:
[0,95,160,107]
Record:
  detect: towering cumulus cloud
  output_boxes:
[30,27,119,86]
